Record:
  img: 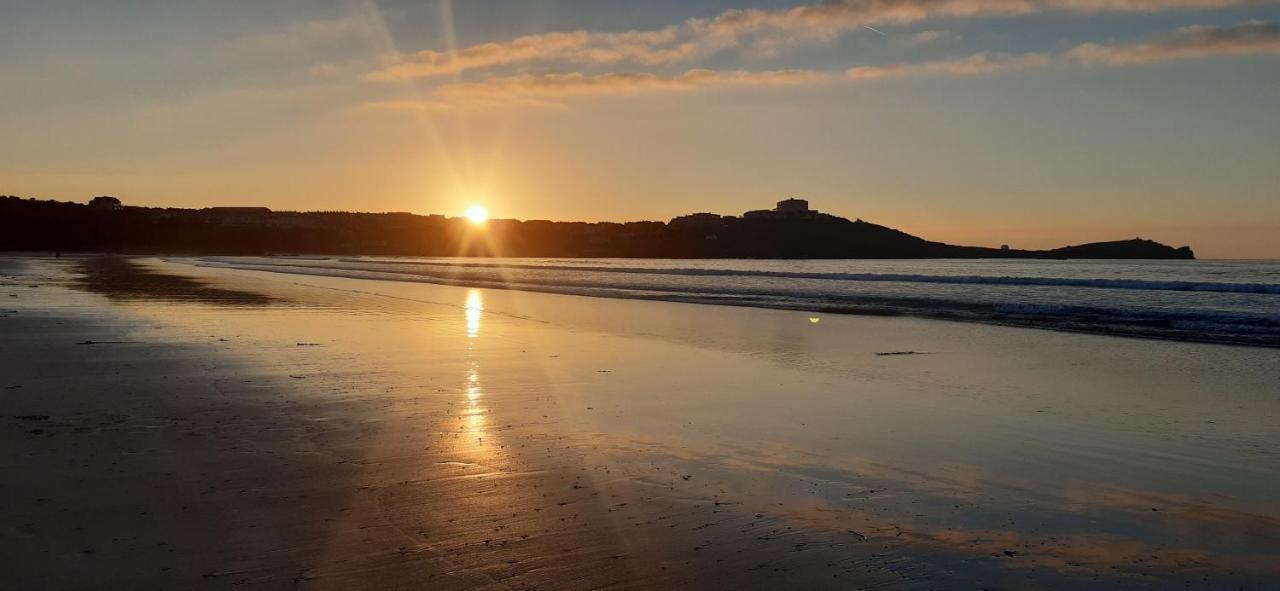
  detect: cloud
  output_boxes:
[372,31,582,79]
[366,28,712,81]
[693,0,1035,41]
[848,22,1280,80]
[848,51,1052,79]
[1068,20,1280,65]
[368,1,1030,80]
[1044,0,1266,12]
[905,30,956,45]
[367,22,1280,110]
[435,69,831,105]
[369,68,830,110]
[368,0,1277,79]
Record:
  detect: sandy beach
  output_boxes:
[3,255,1278,589]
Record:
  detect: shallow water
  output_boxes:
[197,256,1280,346]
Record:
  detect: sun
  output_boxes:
[465,205,489,225]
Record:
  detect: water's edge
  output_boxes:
[191,257,1280,348]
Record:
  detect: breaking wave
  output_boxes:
[322,258,1280,295]
[194,257,1280,347]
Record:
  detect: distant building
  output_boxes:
[742,197,822,219]
[1001,244,1010,251]
[775,198,809,214]
[88,196,122,210]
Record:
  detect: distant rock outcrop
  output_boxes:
[1048,239,1195,260]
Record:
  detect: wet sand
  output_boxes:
[2,256,1278,589]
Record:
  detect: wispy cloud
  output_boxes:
[368,0,1276,80]
[905,30,958,45]
[848,51,1052,79]
[1044,0,1266,12]
[369,68,831,110]
[693,0,1034,41]
[366,21,1280,111]
[366,27,720,81]
[848,21,1280,80]
[1068,20,1280,65]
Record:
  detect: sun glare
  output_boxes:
[465,205,489,225]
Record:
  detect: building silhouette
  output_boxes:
[774,198,809,214]
[743,197,821,219]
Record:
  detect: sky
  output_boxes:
[2,0,1279,258]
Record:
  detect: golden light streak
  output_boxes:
[465,288,483,339]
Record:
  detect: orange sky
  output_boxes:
[3,1,1279,258]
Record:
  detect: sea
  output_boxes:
[196,256,1280,347]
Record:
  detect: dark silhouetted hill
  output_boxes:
[0,195,1194,260]
[1048,239,1196,260]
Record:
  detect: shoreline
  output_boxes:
[193,256,1280,348]
[3,256,1278,588]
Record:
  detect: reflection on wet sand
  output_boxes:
[461,289,489,455]
[465,288,482,340]
[253,264,1280,587]
[74,255,277,305]
[570,433,1280,585]
[464,363,486,445]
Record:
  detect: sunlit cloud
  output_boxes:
[905,30,957,45]
[367,0,1277,80]
[367,1,1026,80]
[1068,20,1280,65]
[371,31,592,79]
[1045,0,1267,11]
[693,0,1034,41]
[366,29,706,81]
[848,21,1280,80]
[366,20,1280,109]
[369,68,831,110]
[848,51,1052,79]
[439,69,829,98]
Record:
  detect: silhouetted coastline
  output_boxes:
[0,195,1195,259]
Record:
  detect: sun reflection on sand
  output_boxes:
[466,364,481,403]
[464,288,483,339]
[462,289,488,450]
[463,361,487,446]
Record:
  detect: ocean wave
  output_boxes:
[323,258,1280,295]
[195,258,1280,347]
